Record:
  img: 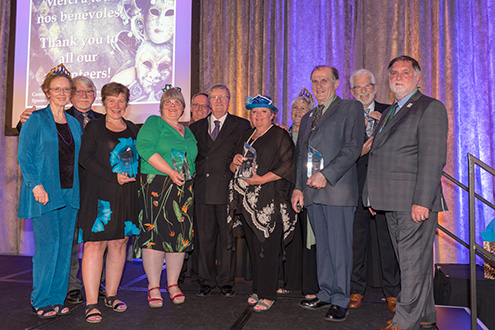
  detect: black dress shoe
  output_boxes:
[66,289,84,304]
[196,285,213,296]
[98,284,106,299]
[299,298,331,310]
[324,304,349,322]
[220,285,235,297]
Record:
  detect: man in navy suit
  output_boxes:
[367,56,448,330]
[190,84,251,297]
[292,66,364,322]
[348,69,400,311]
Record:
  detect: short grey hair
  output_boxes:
[208,84,230,99]
[291,95,314,110]
[350,69,376,87]
[72,75,96,92]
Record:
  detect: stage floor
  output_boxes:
[0,255,488,330]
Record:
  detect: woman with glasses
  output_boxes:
[18,64,82,319]
[77,82,139,323]
[135,86,198,307]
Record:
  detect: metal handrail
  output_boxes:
[439,153,495,330]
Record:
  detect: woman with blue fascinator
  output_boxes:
[228,95,297,312]
[78,82,139,323]
[18,64,82,319]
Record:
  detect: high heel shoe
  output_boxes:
[147,287,163,308]
[167,284,185,304]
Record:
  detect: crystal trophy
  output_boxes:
[238,142,256,178]
[307,146,324,178]
[117,146,138,177]
[171,149,192,181]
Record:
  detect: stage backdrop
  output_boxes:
[2,0,495,264]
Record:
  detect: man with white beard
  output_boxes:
[348,69,400,311]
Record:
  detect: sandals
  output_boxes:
[85,304,102,324]
[277,288,292,294]
[167,284,185,305]
[32,305,56,319]
[253,299,275,312]
[147,287,163,308]
[247,293,259,306]
[53,304,71,316]
[104,296,127,312]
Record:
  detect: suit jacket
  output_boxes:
[16,106,103,132]
[295,96,365,207]
[190,113,251,205]
[66,106,104,129]
[18,106,82,218]
[356,101,390,197]
[365,91,448,212]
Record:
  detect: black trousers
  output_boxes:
[351,204,400,297]
[281,209,318,295]
[195,203,235,288]
[242,215,282,301]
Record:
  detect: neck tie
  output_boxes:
[312,105,325,129]
[377,102,398,134]
[82,112,90,128]
[364,108,374,138]
[211,120,221,140]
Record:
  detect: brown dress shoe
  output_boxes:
[374,323,404,330]
[386,297,397,312]
[349,294,364,308]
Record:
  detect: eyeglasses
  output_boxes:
[76,89,95,95]
[50,87,72,94]
[209,95,229,101]
[163,99,182,106]
[351,84,375,92]
[192,103,209,110]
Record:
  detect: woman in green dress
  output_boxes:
[135,87,198,307]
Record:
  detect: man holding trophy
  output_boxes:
[292,66,364,322]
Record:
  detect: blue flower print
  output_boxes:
[92,200,112,233]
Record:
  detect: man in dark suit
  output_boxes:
[292,66,364,322]
[367,56,448,330]
[189,84,251,297]
[348,69,400,311]
[17,76,104,304]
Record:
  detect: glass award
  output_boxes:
[171,149,192,181]
[238,142,256,178]
[117,146,138,177]
[307,146,324,178]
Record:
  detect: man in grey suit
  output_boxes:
[292,65,364,322]
[349,69,400,311]
[367,56,448,330]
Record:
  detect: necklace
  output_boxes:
[247,124,273,145]
[56,123,73,145]
[53,111,66,123]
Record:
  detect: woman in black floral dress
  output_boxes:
[135,87,197,307]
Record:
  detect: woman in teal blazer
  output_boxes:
[17,65,82,319]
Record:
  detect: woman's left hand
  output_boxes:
[117,173,136,185]
[241,169,265,185]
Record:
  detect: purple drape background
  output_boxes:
[1,0,495,264]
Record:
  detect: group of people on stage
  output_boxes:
[17,55,448,330]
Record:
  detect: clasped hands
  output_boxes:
[368,204,430,223]
[231,154,265,185]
